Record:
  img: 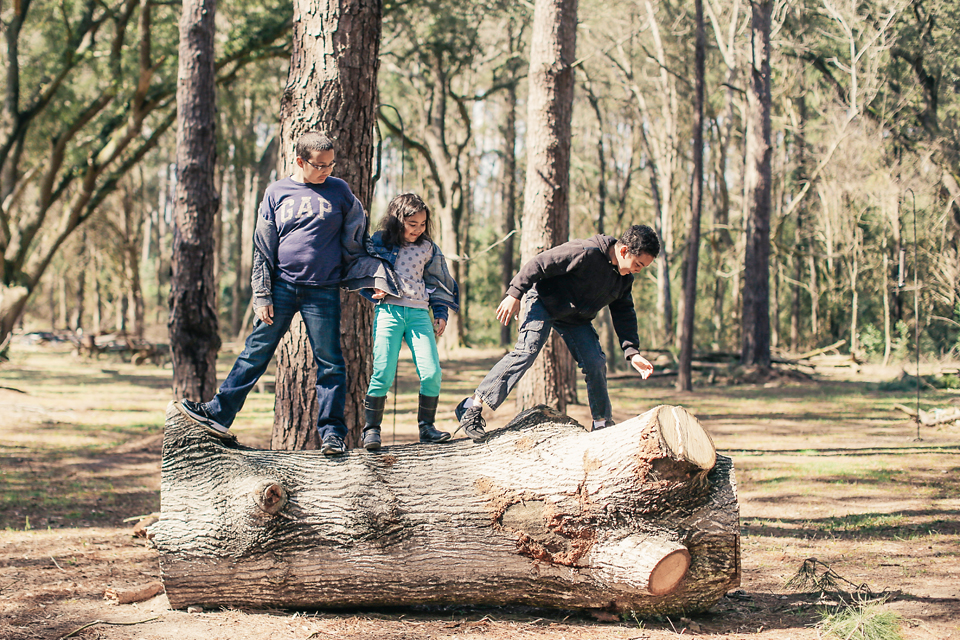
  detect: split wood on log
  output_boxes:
[152,402,740,615]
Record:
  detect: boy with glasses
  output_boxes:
[179,132,367,455]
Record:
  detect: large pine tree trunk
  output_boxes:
[154,402,740,613]
[740,0,772,367]
[271,0,381,450]
[677,0,706,391]
[169,0,221,400]
[516,0,579,413]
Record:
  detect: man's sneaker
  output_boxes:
[453,398,487,443]
[321,434,347,455]
[178,399,232,438]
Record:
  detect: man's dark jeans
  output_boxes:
[205,280,347,440]
[474,291,612,422]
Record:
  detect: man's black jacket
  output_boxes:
[505,234,641,360]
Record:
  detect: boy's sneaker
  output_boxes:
[321,434,347,455]
[178,399,232,438]
[453,398,488,443]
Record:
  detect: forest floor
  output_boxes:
[1,340,959,640]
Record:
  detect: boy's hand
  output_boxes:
[255,304,274,326]
[496,295,521,326]
[434,318,446,337]
[630,354,654,380]
[372,288,388,299]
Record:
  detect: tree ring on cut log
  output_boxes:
[655,405,716,469]
[649,548,692,595]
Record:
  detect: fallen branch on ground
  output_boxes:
[893,404,960,426]
[59,616,160,639]
[104,581,164,604]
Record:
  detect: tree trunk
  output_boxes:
[789,92,807,353]
[122,183,146,340]
[808,253,819,340]
[71,259,85,333]
[154,402,740,614]
[169,0,221,400]
[740,0,772,367]
[516,0,579,414]
[93,251,103,335]
[499,81,518,348]
[272,0,380,450]
[58,273,68,332]
[849,227,860,356]
[677,0,705,391]
[882,248,891,365]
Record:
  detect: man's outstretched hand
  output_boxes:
[630,354,654,380]
[496,295,521,326]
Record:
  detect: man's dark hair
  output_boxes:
[619,224,660,258]
[296,131,335,160]
[378,192,433,247]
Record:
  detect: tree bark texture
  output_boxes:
[272,0,381,450]
[154,402,740,614]
[500,81,518,348]
[790,91,807,354]
[740,0,772,367]
[516,0,579,413]
[169,0,221,400]
[677,0,706,391]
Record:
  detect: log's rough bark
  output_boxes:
[154,402,740,614]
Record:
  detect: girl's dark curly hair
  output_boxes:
[378,192,433,248]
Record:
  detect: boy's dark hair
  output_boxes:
[378,192,433,247]
[296,131,334,160]
[619,224,660,258]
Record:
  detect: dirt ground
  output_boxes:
[1,343,959,639]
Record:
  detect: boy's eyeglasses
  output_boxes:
[301,157,336,172]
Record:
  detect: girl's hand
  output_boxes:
[434,318,446,337]
[372,288,388,299]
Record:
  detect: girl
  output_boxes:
[343,193,459,450]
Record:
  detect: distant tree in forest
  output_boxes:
[740,0,772,367]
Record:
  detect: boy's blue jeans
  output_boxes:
[474,291,612,422]
[367,304,441,397]
[205,280,347,440]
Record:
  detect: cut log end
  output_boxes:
[649,548,692,596]
[589,535,692,597]
[654,405,717,470]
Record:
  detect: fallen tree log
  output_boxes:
[152,402,740,615]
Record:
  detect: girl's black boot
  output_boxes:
[417,394,451,443]
[362,395,387,450]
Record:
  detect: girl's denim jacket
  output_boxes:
[341,231,460,322]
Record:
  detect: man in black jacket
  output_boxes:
[454,225,660,442]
